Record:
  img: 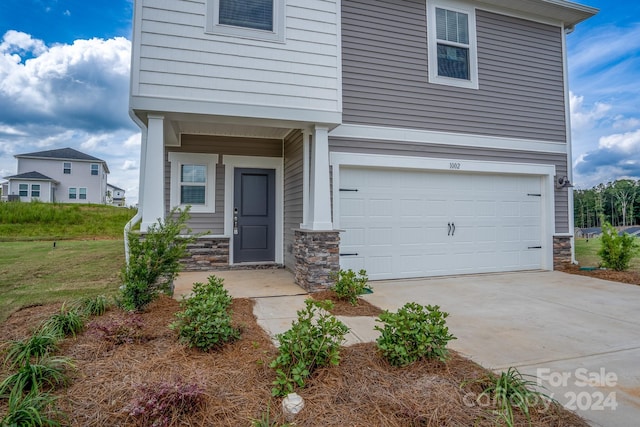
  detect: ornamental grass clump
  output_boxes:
[0,388,62,427]
[375,302,456,366]
[170,275,240,351]
[40,304,85,338]
[3,329,60,369]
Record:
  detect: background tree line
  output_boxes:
[574,179,638,229]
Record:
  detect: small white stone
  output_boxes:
[282,392,304,420]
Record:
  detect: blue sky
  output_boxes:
[0,0,639,206]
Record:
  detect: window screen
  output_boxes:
[63,162,71,174]
[69,187,77,199]
[219,0,273,31]
[91,164,99,176]
[31,184,40,197]
[19,184,28,197]
[79,188,87,200]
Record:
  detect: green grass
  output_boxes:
[0,240,124,323]
[574,237,640,270]
[0,202,136,241]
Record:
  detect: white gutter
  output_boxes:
[124,110,148,265]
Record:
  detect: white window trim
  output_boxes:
[168,152,218,213]
[69,187,77,199]
[427,0,479,89]
[91,164,99,176]
[205,0,285,43]
[63,162,71,174]
[79,187,87,200]
[31,184,40,198]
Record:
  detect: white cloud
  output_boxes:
[123,132,141,149]
[0,30,47,56]
[122,160,137,170]
[613,116,640,131]
[570,92,611,130]
[598,129,640,153]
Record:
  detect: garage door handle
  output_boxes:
[447,223,451,236]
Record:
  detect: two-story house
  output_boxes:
[3,147,110,204]
[107,183,127,207]
[128,0,597,290]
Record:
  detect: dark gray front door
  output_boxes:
[233,168,276,263]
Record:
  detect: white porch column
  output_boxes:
[300,129,311,228]
[308,126,333,230]
[140,114,165,231]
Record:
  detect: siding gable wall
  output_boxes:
[341,0,567,142]
[132,0,341,119]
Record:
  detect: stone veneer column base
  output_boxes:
[293,229,340,292]
[553,235,572,269]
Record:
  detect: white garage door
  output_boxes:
[338,167,544,280]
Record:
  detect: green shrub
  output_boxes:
[330,269,370,306]
[375,302,456,366]
[170,276,240,351]
[40,305,85,338]
[598,221,639,271]
[0,357,74,396]
[1,388,62,427]
[120,207,194,312]
[270,299,349,396]
[3,330,60,369]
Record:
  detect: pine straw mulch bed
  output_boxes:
[310,290,383,316]
[0,295,589,427]
[558,264,640,285]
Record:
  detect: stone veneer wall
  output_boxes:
[293,230,340,292]
[181,237,229,271]
[553,235,572,269]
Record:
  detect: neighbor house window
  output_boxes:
[79,188,87,200]
[427,1,478,89]
[206,0,284,42]
[91,164,99,176]
[31,184,40,198]
[69,187,77,199]
[63,162,71,174]
[168,153,218,213]
[19,184,28,197]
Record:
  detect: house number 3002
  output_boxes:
[450,162,461,170]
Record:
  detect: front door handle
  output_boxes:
[233,207,239,235]
[451,222,456,236]
[448,222,451,236]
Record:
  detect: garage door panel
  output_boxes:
[339,168,544,279]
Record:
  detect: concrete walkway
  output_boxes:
[174,269,640,427]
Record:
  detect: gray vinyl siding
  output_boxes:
[165,135,283,234]
[341,0,567,142]
[329,137,570,233]
[284,130,304,270]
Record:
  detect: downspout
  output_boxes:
[124,110,147,265]
[562,24,577,264]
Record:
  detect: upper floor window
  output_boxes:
[91,164,99,176]
[206,0,285,42]
[31,184,40,198]
[63,162,71,174]
[19,184,28,197]
[427,0,478,89]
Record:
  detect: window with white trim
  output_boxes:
[31,184,40,198]
[63,162,71,174]
[206,0,285,42]
[69,187,77,199]
[427,0,478,89]
[91,164,99,176]
[79,188,87,200]
[168,153,218,213]
[19,184,28,197]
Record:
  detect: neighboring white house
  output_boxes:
[107,183,126,207]
[128,0,597,290]
[2,147,109,204]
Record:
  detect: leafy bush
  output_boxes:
[270,299,349,396]
[330,269,370,305]
[0,388,61,427]
[0,357,74,395]
[598,221,639,271]
[40,305,85,338]
[468,367,553,427]
[120,207,193,312]
[170,275,239,351]
[126,380,204,427]
[375,302,456,366]
[3,330,60,369]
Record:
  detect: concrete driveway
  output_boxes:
[363,271,640,427]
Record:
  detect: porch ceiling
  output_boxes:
[177,121,292,140]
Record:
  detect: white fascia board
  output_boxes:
[222,155,284,265]
[329,124,568,154]
[130,96,342,128]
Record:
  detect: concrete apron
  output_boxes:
[174,269,640,427]
[363,271,640,427]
